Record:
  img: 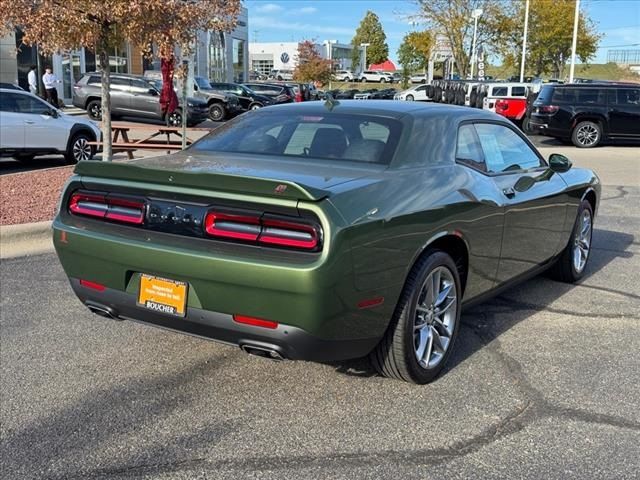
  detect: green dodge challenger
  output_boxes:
[53,101,600,383]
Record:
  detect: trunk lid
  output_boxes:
[75,152,380,201]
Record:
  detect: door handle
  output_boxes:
[24,120,35,125]
[502,187,516,198]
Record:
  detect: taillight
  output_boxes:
[538,105,559,114]
[204,210,321,251]
[233,315,279,329]
[68,191,145,225]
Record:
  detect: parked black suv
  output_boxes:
[208,83,273,111]
[531,83,640,147]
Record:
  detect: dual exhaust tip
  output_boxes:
[85,301,286,361]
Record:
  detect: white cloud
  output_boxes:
[297,6,318,14]
[251,16,354,37]
[254,3,284,14]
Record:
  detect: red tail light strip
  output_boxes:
[233,315,279,329]
[80,279,106,291]
[69,191,145,225]
[204,211,321,251]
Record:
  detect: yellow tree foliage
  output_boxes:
[0,0,241,159]
[294,40,333,85]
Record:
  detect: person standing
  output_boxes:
[27,65,38,95]
[42,67,61,107]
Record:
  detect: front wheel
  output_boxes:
[550,200,594,283]
[572,121,602,148]
[65,133,94,164]
[208,103,226,121]
[166,109,183,127]
[406,94,415,101]
[249,103,263,111]
[371,251,461,384]
[86,100,102,120]
[380,78,386,83]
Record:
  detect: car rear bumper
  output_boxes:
[70,278,379,361]
[52,217,392,359]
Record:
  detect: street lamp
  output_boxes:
[520,0,530,83]
[469,8,483,79]
[569,0,581,83]
[360,42,370,73]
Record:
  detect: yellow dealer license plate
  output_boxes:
[138,274,188,317]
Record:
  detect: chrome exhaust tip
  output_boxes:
[85,302,120,320]
[240,344,285,361]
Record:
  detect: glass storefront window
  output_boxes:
[252,60,273,77]
[209,32,226,82]
[232,38,245,83]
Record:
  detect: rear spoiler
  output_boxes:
[74,161,329,201]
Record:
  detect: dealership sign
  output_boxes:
[280,52,290,64]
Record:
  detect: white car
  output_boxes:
[360,70,394,83]
[269,69,294,81]
[0,88,100,163]
[394,84,432,101]
[410,74,427,84]
[334,70,354,82]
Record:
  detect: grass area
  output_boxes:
[485,62,640,82]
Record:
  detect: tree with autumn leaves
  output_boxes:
[0,0,241,160]
[293,40,333,86]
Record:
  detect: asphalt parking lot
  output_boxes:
[1,144,639,479]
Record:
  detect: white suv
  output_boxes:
[269,69,294,81]
[0,88,101,163]
[360,70,394,83]
[334,70,354,82]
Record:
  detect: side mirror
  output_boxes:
[148,88,158,96]
[549,153,572,173]
[44,109,59,118]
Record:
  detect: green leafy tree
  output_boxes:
[294,40,333,85]
[397,30,434,73]
[492,0,601,78]
[351,11,389,71]
[415,0,505,78]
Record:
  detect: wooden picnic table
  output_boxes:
[89,122,213,159]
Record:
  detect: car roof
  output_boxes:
[262,99,503,121]
[545,82,639,88]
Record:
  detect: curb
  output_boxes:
[0,221,54,259]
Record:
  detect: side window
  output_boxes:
[130,79,151,93]
[475,124,542,173]
[456,124,486,172]
[110,78,131,92]
[492,86,508,96]
[0,92,21,112]
[616,88,640,105]
[511,86,526,96]
[576,88,600,104]
[14,94,52,114]
[87,76,101,85]
[416,85,427,91]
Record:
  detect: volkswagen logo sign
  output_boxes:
[280,52,290,64]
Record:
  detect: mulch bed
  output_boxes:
[1,167,74,225]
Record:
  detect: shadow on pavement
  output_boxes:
[328,228,636,379]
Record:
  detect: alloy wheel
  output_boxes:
[572,209,592,273]
[73,137,92,162]
[576,124,599,147]
[250,104,262,110]
[89,103,101,119]
[413,266,457,369]
[167,111,182,127]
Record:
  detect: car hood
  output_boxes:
[74,151,385,201]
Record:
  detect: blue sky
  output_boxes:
[244,0,640,64]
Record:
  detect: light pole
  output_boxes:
[569,0,580,83]
[469,9,483,80]
[360,42,370,74]
[519,0,530,83]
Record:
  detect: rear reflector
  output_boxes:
[538,105,559,114]
[204,210,321,251]
[233,315,279,329]
[357,297,385,309]
[80,279,106,291]
[69,191,145,225]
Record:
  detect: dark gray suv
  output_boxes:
[73,73,209,127]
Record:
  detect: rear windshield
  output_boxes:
[190,111,402,164]
[535,85,555,104]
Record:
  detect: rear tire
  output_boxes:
[208,103,226,121]
[370,251,461,384]
[550,200,594,283]
[572,121,602,148]
[166,108,183,127]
